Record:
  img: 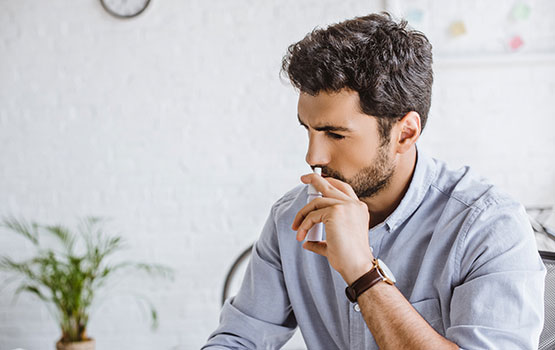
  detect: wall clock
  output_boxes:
[100,0,151,19]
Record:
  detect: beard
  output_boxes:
[320,143,395,199]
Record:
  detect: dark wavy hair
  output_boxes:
[281,13,433,143]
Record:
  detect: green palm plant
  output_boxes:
[0,216,173,344]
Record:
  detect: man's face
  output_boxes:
[297,89,396,199]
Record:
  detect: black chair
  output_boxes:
[221,244,253,306]
[539,250,555,350]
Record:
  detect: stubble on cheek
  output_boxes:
[320,146,395,199]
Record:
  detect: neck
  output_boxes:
[362,146,417,229]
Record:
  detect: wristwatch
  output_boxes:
[345,258,396,303]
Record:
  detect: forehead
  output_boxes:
[297,90,378,131]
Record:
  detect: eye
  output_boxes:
[326,132,345,140]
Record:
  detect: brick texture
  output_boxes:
[0,1,554,349]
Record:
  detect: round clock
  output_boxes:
[100,0,151,19]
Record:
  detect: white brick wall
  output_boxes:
[0,1,554,349]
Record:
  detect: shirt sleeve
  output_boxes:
[202,205,297,349]
[446,200,546,349]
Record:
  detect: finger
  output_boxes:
[300,173,351,200]
[324,177,358,199]
[292,197,341,230]
[296,208,328,242]
[302,240,328,256]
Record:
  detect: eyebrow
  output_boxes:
[297,114,353,133]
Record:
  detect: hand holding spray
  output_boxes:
[306,167,324,242]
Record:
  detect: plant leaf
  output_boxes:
[43,225,75,254]
[14,284,50,303]
[1,216,39,245]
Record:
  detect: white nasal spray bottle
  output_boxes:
[306,167,324,242]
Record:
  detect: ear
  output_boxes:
[393,111,421,154]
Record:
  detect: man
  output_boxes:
[203,13,545,349]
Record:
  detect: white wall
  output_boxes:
[0,1,554,349]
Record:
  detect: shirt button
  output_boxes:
[354,304,361,312]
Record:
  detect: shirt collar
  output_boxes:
[383,145,437,233]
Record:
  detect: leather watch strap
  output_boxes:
[345,266,383,303]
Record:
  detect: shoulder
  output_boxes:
[270,184,308,221]
[428,158,526,224]
[254,185,308,262]
[427,159,540,278]
[257,184,307,243]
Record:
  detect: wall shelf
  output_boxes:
[434,53,555,67]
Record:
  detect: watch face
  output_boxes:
[377,258,396,284]
[101,0,150,18]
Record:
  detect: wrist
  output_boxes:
[343,260,374,285]
[344,257,397,303]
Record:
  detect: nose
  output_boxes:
[305,133,331,167]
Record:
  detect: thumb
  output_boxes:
[302,241,328,257]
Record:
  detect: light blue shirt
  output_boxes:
[203,148,545,349]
